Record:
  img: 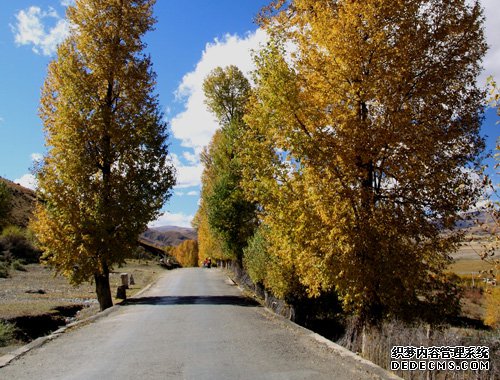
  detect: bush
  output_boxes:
[0,226,41,263]
[0,262,9,278]
[0,321,16,347]
[127,246,154,261]
[0,181,12,228]
[11,259,26,271]
[243,226,269,285]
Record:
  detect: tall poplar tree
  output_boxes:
[32,0,175,311]
[243,0,487,324]
[196,66,257,264]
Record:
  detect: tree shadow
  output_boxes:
[122,295,260,307]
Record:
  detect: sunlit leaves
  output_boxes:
[32,0,175,301]
[243,0,487,323]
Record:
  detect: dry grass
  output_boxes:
[339,319,499,380]
[0,264,94,320]
[460,288,486,322]
[0,259,162,320]
[449,258,495,276]
[0,259,163,355]
[109,259,161,299]
[447,256,496,322]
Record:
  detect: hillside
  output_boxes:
[0,176,36,228]
[455,210,497,235]
[140,226,197,247]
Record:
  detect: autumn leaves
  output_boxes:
[197,0,487,324]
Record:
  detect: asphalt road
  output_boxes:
[0,268,396,379]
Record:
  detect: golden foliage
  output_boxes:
[243,0,487,322]
[31,0,174,309]
[171,240,199,268]
[485,287,500,329]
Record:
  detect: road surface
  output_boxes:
[0,268,396,379]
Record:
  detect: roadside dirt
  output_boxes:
[0,259,162,354]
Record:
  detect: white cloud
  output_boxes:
[170,153,204,188]
[174,190,198,197]
[60,0,75,6]
[479,0,500,86]
[13,153,44,190]
[31,152,43,162]
[182,151,198,165]
[14,173,37,190]
[12,6,69,56]
[170,29,268,156]
[149,212,194,228]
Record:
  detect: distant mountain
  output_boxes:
[455,210,496,235]
[0,176,37,228]
[140,226,197,247]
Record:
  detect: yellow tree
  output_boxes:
[32,0,175,310]
[171,239,199,267]
[243,0,487,324]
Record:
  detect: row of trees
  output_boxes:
[171,239,199,268]
[193,66,258,265]
[196,0,488,326]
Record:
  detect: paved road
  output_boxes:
[0,268,395,379]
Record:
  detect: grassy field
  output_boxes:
[448,241,498,323]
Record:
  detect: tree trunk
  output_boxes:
[95,270,113,311]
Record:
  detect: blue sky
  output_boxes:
[0,0,499,228]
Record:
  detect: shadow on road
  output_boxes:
[122,295,260,307]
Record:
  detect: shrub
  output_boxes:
[0,226,41,263]
[0,321,16,347]
[243,226,269,285]
[0,181,12,228]
[0,262,9,278]
[11,259,26,271]
[127,246,154,262]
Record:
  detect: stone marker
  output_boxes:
[116,285,127,300]
[120,273,129,289]
[129,274,135,286]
